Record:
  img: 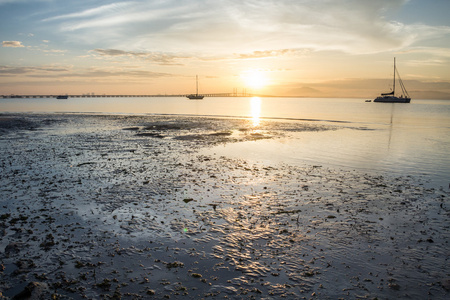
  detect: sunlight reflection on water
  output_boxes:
[250,97,261,127]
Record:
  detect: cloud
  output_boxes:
[43,2,134,22]
[42,49,67,54]
[71,69,172,79]
[0,64,172,81]
[221,0,449,54]
[0,65,69,74]
[398,47,450,58]
[32,0,450,56]
[2,41,25,48]
[91,47,309,64]
[235,49,310,59]
[92,48,187,65]
[0,0,44,4]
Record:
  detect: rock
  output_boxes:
[388,283,400,290]
[39,234,56,250]
[5,242,25,257]
[122,127,140,131]
[441,278,450,291]
[136,132,164,138]
[166,261,184,269]
[12,282,49,300]
[12,259,36,275]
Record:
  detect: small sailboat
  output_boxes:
[374,58,411,103]
[186,75,204,100]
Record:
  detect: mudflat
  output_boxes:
[0,113,448,299]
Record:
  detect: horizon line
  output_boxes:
[1,94,449,100]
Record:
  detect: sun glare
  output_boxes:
[241,69,268,90]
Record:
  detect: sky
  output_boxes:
[1,0,450,99]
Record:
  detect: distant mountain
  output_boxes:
[409,90,450,100]
[287,86,323,97]
[278,79,450,100]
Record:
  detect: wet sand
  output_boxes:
[0,113,449,299]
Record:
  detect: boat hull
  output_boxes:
[187,75,204,100]
[187,95,204,100]
[374,96,410,103]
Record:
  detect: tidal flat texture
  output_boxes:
[0,114,449,299]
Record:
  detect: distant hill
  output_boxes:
[409,91,450,100]
[287,86,323,97]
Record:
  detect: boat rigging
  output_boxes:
[374,58,411,103]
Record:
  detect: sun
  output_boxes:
[241,69,268,90]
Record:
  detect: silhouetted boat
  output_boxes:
[374,58,411,103]
[186,75,204,100]
[56,95,68,99]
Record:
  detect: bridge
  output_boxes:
[1,93,250,99]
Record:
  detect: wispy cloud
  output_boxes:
[68,68,172,79]
[235,49,310,59]
[38,0,450,56]
[43,2,133,22]
[2,41,25,47]
[42,1,180,32]
[0,64,172,80]
[0,0,50,5]
[398,47,450,58]
[0,65,69,74]
[92,48,187,65]
[91,47,309,64]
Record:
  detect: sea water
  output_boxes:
[1,97,449,188]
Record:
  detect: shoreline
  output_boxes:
[0,113,449,299]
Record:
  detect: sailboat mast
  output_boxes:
[393,57,396,96]
[196,75,198,96]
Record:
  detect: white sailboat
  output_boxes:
[374,58,411,103]
[186,75,204,100]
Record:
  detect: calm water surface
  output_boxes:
[2,97,449,188]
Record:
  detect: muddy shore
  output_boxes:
[0,113,449,299]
